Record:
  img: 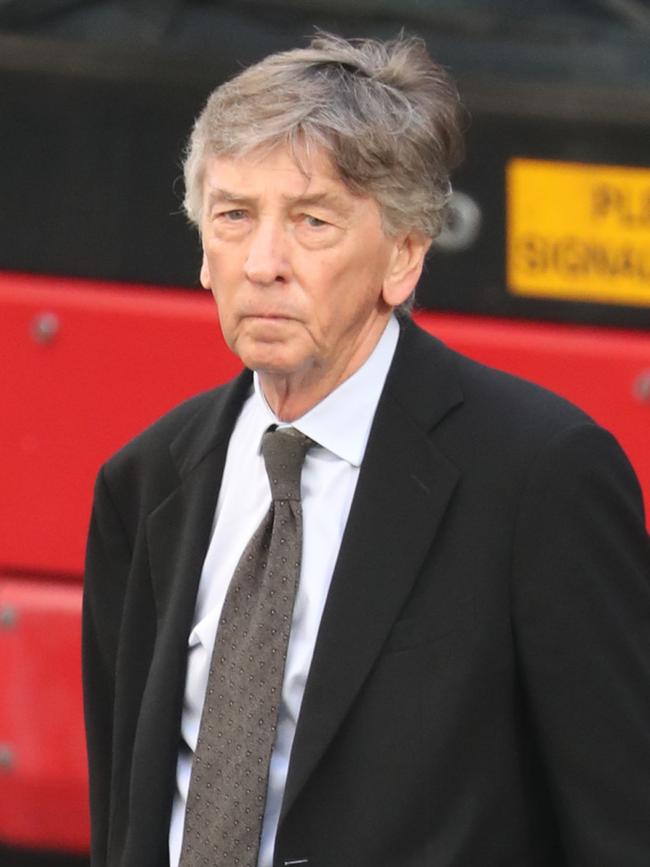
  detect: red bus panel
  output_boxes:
[0,578,87,851]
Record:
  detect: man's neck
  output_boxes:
[258,315,392,421]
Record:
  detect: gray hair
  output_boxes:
[183,32,465,242]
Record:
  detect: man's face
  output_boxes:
[199,143,423,407]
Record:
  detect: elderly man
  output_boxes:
[83,32,650,867]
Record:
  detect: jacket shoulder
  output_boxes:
[451,345,592,432]
[106,386,220,469]
[397,320,615,477]
[400,319,593,439]
[96,372,250,523]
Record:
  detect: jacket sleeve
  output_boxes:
[511,421,650,865]
[82,465,132,867]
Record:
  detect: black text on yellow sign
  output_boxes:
[507,158,650,307]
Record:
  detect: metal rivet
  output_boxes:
[0,606,17,629]
[0,745,14,771]
[432,190,482,253]
[633,371,650,404]
[31,311,60,344]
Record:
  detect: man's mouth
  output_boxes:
[245,312,295,321]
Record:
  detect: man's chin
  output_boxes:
[238,345,304,378]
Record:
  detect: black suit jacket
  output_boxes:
[83,318,650,867]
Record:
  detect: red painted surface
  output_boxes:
[0,578,87,852]
[1,271,241,579]
[1,269,649,853]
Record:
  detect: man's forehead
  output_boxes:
[202,144,352,203]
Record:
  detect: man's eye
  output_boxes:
[304,214,328,228]
[220,209,247,221]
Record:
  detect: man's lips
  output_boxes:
[243,312,297,320]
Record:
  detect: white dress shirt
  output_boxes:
[169,315,399,867]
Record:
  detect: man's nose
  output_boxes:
[244,219,290,286]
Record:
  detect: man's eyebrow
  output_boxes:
[207,188,254,206]
[281,191,353,215]
[206,187,354,216]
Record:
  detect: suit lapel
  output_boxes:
[124,371,252,866]
[147,369,252,630]
[282,321,463,819]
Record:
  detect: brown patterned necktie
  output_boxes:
[179,426,313,867]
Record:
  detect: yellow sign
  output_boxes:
[507,158,650,307]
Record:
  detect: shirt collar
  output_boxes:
[250,315,399,467]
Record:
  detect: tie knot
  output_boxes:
[261,427,313,502]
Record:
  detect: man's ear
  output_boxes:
[382,233,432,308]
[200,252,211,290]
